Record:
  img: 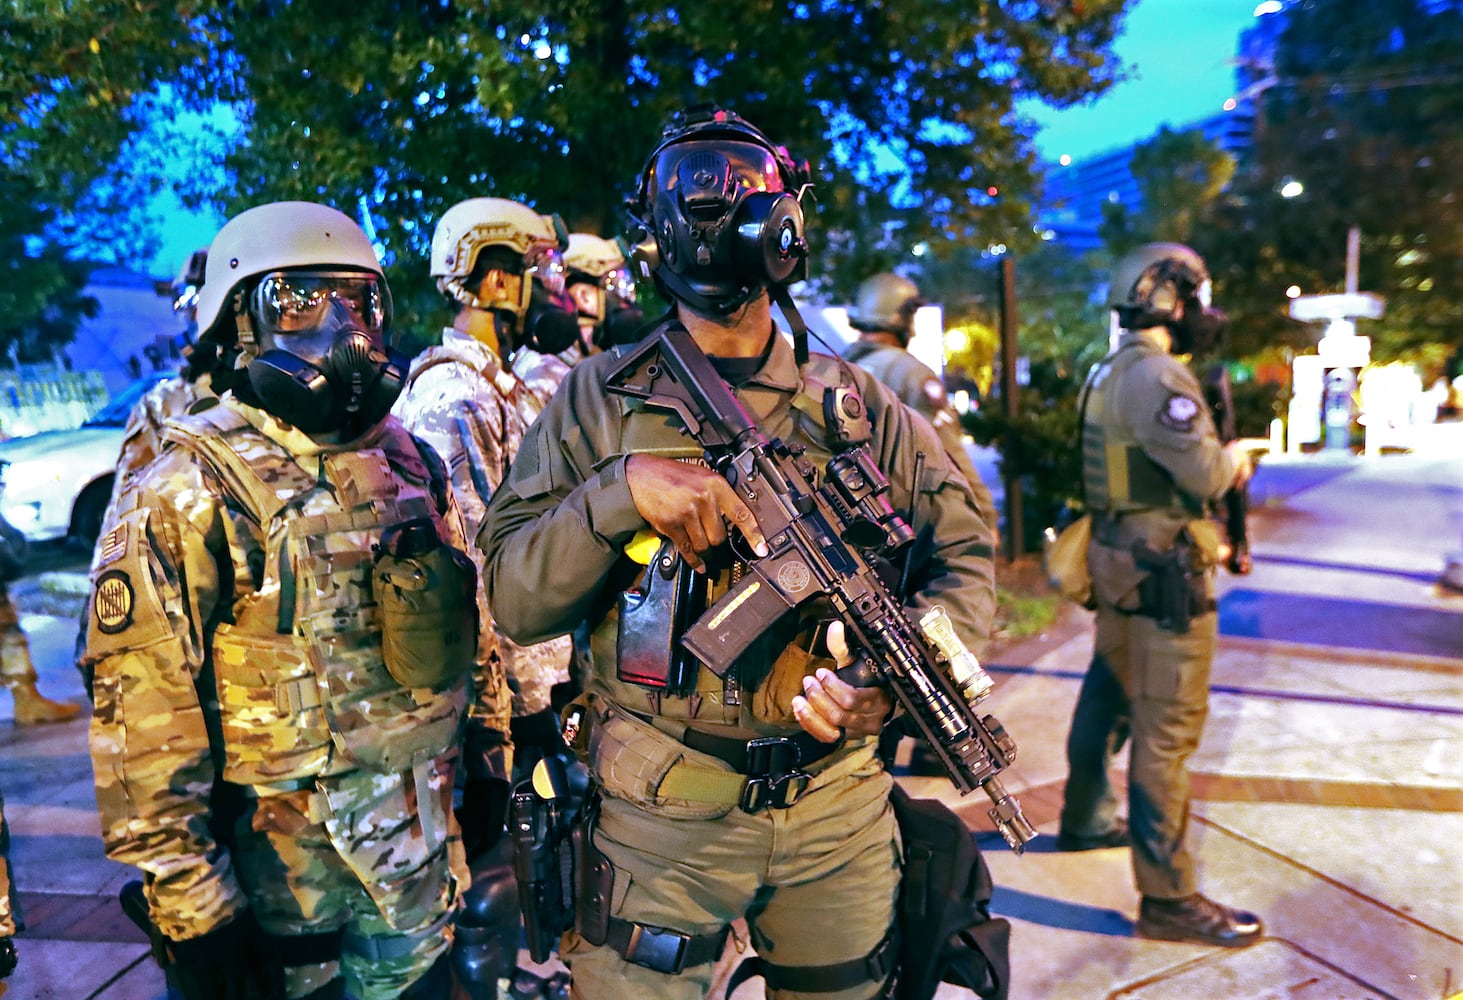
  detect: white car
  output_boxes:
[0,372,173,546]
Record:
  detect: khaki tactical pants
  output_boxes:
[565,742,900,1000]
[1061,603,1216,900]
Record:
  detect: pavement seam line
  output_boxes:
[1191,813,1463,947]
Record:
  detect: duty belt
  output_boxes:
[645,717,843,814]
[681,728,841,813]
[605,918,730,975]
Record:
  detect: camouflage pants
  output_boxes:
[0,786,17,937]
[0,586,36,684]
[230,781,461,1000]
[564,741,900,1000]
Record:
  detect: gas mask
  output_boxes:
[521,272,582,355]
[244,270,407,438]
[633,126,810,316]
[1171,299,1230,358]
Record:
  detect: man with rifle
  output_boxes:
[481,105,1015,999]
[1057,242,1262,948]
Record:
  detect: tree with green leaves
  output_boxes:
[7,1,1138,355]
[1099,125,1235,254]
[1200,0,1463,363]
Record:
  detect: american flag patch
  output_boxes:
[96,522,128,569]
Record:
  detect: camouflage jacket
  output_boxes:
[83,398,510,940]
[510,342,580,412]
[108,374,212,509]
[481,324,996,737]
[394,330,572,718]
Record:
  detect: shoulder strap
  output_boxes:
[162,406,307,526]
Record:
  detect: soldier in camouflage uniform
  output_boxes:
[512,232,645,408]
[392,197,580,999]
[1057,242,1262,948]
[481,107,996,1000]
[82,202,512,1000]
[107,250,218,504]
[0,472,78,725]
[0,786,19,987]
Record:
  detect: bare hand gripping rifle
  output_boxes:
[605,326,1036,852]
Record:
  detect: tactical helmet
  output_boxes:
[430,197,569,322]
[195,201,388,348]
[1108,242,1209,324]
[564,233,625,284]
[849,272,924,335]
[629,104,811,316]
[195,201,406,438]
[1109,242,1227,355]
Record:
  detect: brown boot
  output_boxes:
[7,679,81,725]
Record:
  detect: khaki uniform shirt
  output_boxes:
[1084,329,1235,563]
[844,340,998,536]
[393,330,572,718]
[481,326,995,737]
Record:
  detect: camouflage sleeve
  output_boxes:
[1128,355,1235,503]
[858,370,998,653]
[480,357,644,646]
[83,456,246,942]
[438,489,513,784]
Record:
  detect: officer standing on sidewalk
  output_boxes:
[393,195,581,998]
[1056,242,1262,948]
[480,105,996,999]
[82,201,511,998]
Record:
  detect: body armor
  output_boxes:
[1082,342,1198,518]
[163,405,470,783]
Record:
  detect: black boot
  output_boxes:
[1138,893,1263,947]
[0,937,16,978]
[1055,818,1131,852]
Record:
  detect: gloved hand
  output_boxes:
[0,937,16,979]
[458,777,511,862]
[166,915,283,1000]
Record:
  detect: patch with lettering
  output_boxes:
[1157,393,1201,432]
[94,522,128,570]
[94,570,136,634]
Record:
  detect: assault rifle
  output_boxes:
[605,326,1036,852]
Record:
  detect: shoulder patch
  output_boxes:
[93,569,136,634]
[1157,393,1202,432]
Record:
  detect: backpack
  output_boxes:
[891,784,1011,1000]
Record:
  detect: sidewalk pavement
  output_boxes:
[2,427,1461,1000]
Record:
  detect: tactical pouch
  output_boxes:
[374,517,479,690]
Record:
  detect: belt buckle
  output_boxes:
[625,924,690,974]
[739,737,810,814]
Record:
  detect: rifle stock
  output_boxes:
[606,327,1035,852]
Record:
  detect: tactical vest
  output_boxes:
[1081,344,1200,518]
[587,347,848,731]
[163,406,469,784]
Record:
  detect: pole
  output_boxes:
[998,256,1022,562]
[1345,225,1360,295]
